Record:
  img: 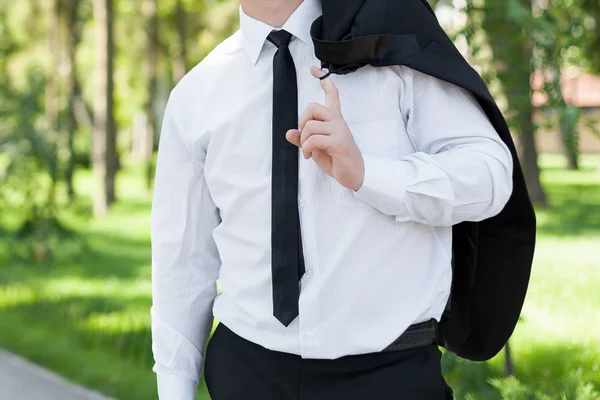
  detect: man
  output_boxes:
[150,0,514,398]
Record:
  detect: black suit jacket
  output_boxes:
[310,0,536,361]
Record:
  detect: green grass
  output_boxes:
[0,165,212,400]
[0,154,599,400]
[444,154,600,399]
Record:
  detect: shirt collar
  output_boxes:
[239,0,322,64]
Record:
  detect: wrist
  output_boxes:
[157,372,198,400]
[351,153,365,192]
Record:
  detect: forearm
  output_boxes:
[151,260,218,399]
[353,141,513,226]
[156,373,198,400]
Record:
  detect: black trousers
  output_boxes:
[205,323,454,400]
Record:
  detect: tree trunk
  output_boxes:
[45,0,60,214]
[173,0,187,82]
[560,125,579,170]
[74,78,94,131]
[482,0,548,206]
[519,107,547,205]
[46,0,59,138]
[64,0,82,199]
[93,0,117,216]
[105,0,118,200]
[559,106,579,170]
[548,63,579,170]
[143,0,159,189]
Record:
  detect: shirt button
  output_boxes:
[305,331,314,340]
[298,199,304,207]
[305,270,312,278]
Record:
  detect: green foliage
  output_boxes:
[489,372,600,400]
[458,0,597,171]
[443,352,501,399]
[442,155,600,399]
[529,0,593,169]
[459,0,535,129]
[0,67,70,261]
[581,0,600,74]
[0,0,240,243]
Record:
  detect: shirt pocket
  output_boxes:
[324,117,415,208]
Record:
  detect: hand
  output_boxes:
[286,66,365,192]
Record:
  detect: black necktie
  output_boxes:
[268,29,305,327]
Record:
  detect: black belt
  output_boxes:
[381,319,439,353]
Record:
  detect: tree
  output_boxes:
[173,0,187,82]
[477,0,548,206]
[532,0,595,170]
[582,0,600,75]
[64,0,84,198]
[93,0,118,216]
[45,0,60,214]
[143,0,160,189]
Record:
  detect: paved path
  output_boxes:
[0,349,117,400]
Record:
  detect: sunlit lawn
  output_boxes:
[0,154,598,400]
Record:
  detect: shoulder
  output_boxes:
[168,30,244,110]
[391,65,476,107]
[162,30,245,145]
[391,65,442,93]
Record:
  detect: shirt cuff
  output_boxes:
[157,373,198,400]
[352,154,409,218]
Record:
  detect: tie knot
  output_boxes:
[267,29,293,48]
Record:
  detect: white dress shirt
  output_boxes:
[150,0,513,398]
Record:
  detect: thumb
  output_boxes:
[286,129,301,147]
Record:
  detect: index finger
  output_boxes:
[298,103,336,130]
[311,66,342,116]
